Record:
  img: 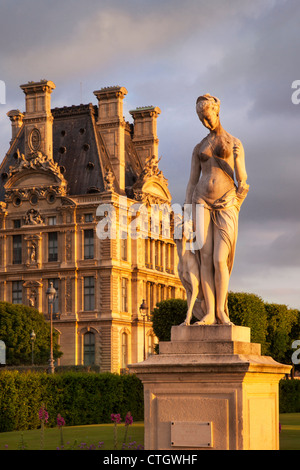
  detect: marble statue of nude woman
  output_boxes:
[183,93,249,325]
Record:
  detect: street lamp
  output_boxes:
[139,299,148,361]
[30,330,36,366]
[46,282,56,374]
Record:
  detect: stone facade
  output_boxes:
[0,80,184,372]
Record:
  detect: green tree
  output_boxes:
[265,303,299,364]
[0,301,62,365]
[227,292,268,354]
[151,299,188,344]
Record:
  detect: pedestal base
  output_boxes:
[129,324,291,450]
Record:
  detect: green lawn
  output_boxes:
[0,414,299,450]
[279,413,300,450]
[0,422,144,451]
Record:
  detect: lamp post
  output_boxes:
[139,299,148,361]
[46,282,56,374]
[30,330,36,366]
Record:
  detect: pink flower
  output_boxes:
[111,413,121,424]
[38,405,49,422]
[125,412,133,426]
[57,414,66,428]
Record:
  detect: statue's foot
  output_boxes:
[193,313,216,325]
[179,318,191,326]
[216,312,234,325]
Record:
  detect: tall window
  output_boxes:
[48,232,58,262]
[13,235,22,264]
[84,229,94,259]
[145,238,150,265]
[48,279,59,315]
[121,278,128,312]
[155,241,159,268]
[165,243,170,270]
[12,281,22,304]
[121,332,128,370]
[84,277,95,311]
[84,331,95,365]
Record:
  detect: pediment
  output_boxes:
[133,175,171,205]
[4,149,67,194]
[141,177,171,202]
[132,155,171,204]
[5,168,64,190]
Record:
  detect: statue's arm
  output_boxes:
[184,144,201,205]
[233,139,249,200]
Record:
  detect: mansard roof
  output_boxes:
[0,82,171,205]
[0,102,144,201]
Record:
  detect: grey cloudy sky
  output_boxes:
[0,0,299,308]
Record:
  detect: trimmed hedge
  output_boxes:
[0,370,144,432]
[0,371,299,431]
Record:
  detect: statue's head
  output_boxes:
[196,94,220,131]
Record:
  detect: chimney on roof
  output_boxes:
[93,86,128,192]
[19,79,56,159]
[129,106,161,167]
[6,109,24,144]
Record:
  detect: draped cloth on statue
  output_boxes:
[192,156,245,320]
[204,187,239,276]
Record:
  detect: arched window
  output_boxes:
[84,331,95,365]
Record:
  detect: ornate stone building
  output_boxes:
[0,80,184,372]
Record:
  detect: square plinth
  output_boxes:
[129,324,291,450]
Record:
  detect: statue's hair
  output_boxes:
[196,93,220,115]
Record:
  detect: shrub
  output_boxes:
[0,370,144,432]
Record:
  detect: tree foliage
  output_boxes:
[265,303,299,364]
[0,302,62,365]
[227,292,268,354]
[151,299,189,344]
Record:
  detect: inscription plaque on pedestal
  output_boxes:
[171,421,212,448]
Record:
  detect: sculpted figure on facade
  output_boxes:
[180,93,249,326]
[8,149,65,182]
[104,167,115,192]
[24,208,44,225]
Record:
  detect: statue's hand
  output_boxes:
[237,182,249,197]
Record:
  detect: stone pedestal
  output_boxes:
[129,325,291,450]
